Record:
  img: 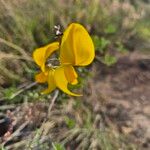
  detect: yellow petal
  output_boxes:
[59,25,75,65]
[33,42,59,72]
[60,23,95,66]
[35,71,48,83]
[64,65,78,85]
[54,66,81,96]
[42,69,56,94]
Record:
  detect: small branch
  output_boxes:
[2,121,29,146]
[48,90,59,115]
[0,82,37,102]
[0,105,15,111]
[9,82,37,99]
[5,139,27,150]
[36,90,59,144]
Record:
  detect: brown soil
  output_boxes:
[92,51,150,149]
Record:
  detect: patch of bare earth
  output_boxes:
[92,51,150,149]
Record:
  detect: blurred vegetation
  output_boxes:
[0,0,150,149]
[0,0,149,88]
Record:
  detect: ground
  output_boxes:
[0,51,150,149]
[92,51,150,149]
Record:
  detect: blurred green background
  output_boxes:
[0,0,149,89]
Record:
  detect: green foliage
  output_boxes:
[27,129,50,149]
[102,54,117,66]
[104,24,117,34]
[3,86,18,100]
[93,36,110,52]
[116,41,128,53]
[52,142,65,150]
[64,116,76,129]
[0,146,7,150]
[139,27,150,38]
[93,36,118,66]
[136,10,150,38]
[0,0,148,88]
[28,129,42,148]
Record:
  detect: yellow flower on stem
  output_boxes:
[33,23,95,96]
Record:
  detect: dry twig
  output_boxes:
[2,121,29,146]
[48,90,59,115]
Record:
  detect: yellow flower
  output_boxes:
[33,23,95,96]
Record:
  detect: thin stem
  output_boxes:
[48,90,59,115]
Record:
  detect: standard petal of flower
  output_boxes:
[42,69,56,94]
[54,67,81,96]
[35,72,48,83]
[64,65,78,85]
[60,23,95,66]
[73,24,95,66]
[59,24,75,65]
[33,42,59,72]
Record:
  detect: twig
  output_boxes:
[33,91,59,144]
[9,82,37,99]
[2,121,29,146]
[0,82,37,103]
[0,105,15,111]
[48,90,59,115]
[5,139,27,150]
